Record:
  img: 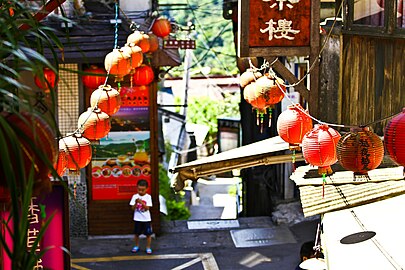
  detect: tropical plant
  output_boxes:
[158,163,191,220]
[0,1,65,268]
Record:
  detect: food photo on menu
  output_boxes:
[91,131,151,200]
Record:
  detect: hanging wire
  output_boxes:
[63,0,121,139]
[113,0,119,50]
[242,0,400,130]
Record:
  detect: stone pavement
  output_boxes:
[71,217,319,270]
[71,178,319,269]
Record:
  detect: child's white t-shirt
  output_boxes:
[129,193,152,222]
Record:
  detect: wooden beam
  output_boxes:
[309,0,321,118]
[267,57,309,101]
[19,0,67,31]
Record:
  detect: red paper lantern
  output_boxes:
[302,124,341,175]
[151,17,171,38]
[90,85,121,116]
[337,127,384,175]
[254,74,285,107]
[104,48,131,81]
[34,67,58,93]
[0,112,57,195]
[121,45,143,73]
[78,107,111,140]
[82,65,107,89]
[60,134,92,171]
[277,104,313,150]
[127,31,150,53]
[133,65,154,86]
[54,141,67,177]
[243,82,267,113]
[240,69,262,88]
[384,108,405,166]
[148,33,159,53]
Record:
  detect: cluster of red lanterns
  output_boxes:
[276,104,405,181]
[240,69,285,128]
[52,18,173,177]
[55,84,121,176]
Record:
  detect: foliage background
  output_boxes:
[159,0,238,77]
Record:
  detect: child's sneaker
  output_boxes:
[131,246,139,253]
[146,248,152,254]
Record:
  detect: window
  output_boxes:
[344,0,405,36]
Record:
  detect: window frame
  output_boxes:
[342,0,405,38]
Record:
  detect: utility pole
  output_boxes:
[173,21,194,167]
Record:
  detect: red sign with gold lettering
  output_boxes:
[249,0,311,47]
[238,0,318,57]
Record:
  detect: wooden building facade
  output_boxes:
[338,0,405,134]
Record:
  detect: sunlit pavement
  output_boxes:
[71,178,318,269]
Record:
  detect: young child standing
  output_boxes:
[129,179,153,254]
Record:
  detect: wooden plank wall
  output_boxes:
[340,35,405,135]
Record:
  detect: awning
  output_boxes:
[322,194,405,269]
[170,136,304,191]
[290,165,405,217]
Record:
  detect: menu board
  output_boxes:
[91,86,151,200]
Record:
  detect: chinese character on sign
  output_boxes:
[262,0,300,11]
[27,228,40,251]
[34,258,44,270]
[260,19,300,41]
[28,197,40,224]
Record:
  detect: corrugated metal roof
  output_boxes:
[292,165,405,217]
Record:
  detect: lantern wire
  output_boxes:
[69,0,121,137]
[245,0,400,131]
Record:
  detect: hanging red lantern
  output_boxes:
[82,65,107,89]
[384,108,405,166]
[34,67,58,94]
[240,68,262,88]
[148,33,159,53]
[133,64,154,86]
[255,74,285,108]
[277,104,313,150]
[0,112,58,187]
[60,134,92,171]
[337,127,384,176]
[104,48,131,81]
[151,17,171,38]
[127,31,150,53]
[90,84,121,116]
[302,124,341,175]
[121,45,143,73]
[78,107,111,140]
[54,141,67,177]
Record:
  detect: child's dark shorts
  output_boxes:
[134,221,153,236]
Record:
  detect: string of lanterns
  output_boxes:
[240,61,405,197]
[31,2,172,197]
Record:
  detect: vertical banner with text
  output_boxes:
[91,86,152,200]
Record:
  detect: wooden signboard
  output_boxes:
[238,0,320,57]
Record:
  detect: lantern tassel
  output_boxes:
[292,149,296,172]
[322,173,326,198]
[268,108,272,127]
[74,181,77,199]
